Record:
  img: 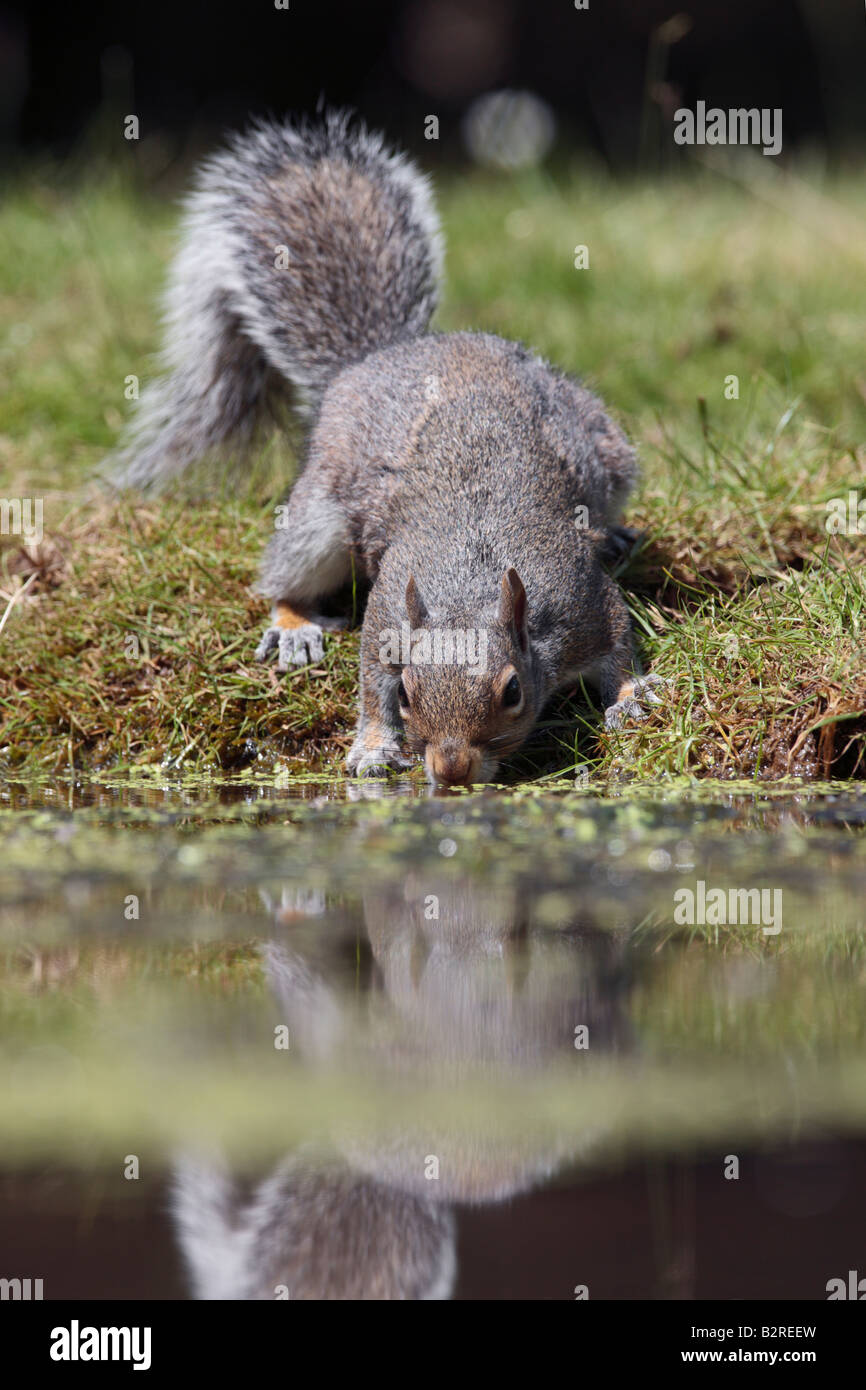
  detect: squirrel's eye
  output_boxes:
[503,674,522,708]
[397,679,410,710]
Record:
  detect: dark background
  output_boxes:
[1,0,864,170]
[2,1137,864,1298]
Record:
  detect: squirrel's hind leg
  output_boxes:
[254,602,340,670]
[256,479,352,671]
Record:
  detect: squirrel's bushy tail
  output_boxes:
[111,111,443,489]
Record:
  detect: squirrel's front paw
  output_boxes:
[346,738,415,779]
[604,674,666,730]
[255,622,325,670]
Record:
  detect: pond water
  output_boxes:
[2,776,865,1299]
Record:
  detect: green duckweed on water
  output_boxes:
[1,774,865,1169]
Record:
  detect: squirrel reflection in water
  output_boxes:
[173,880,636,1299]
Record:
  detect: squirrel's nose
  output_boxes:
[428,744,479,786]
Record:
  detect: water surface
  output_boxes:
[2,776,865,1297]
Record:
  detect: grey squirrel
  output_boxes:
[172,879,633,1298]
[111,110,663,785]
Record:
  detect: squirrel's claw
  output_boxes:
[255,623,326,670]
[254,627,280,662]
[604,674,667,730]
[347,741,415,779]
[600,524,640,564]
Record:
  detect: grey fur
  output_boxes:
[109,111,443,489]
[171,881,633,1298]
[173,1152,455,1301]
[109,111,657,780]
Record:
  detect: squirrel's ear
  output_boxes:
[405,574,429,628]
[499,567,528,651]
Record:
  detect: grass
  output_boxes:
[0,154,864,781]
[2,781,865,1160]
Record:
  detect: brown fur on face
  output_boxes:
[398,628,537,788]
[394,569,538,786]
